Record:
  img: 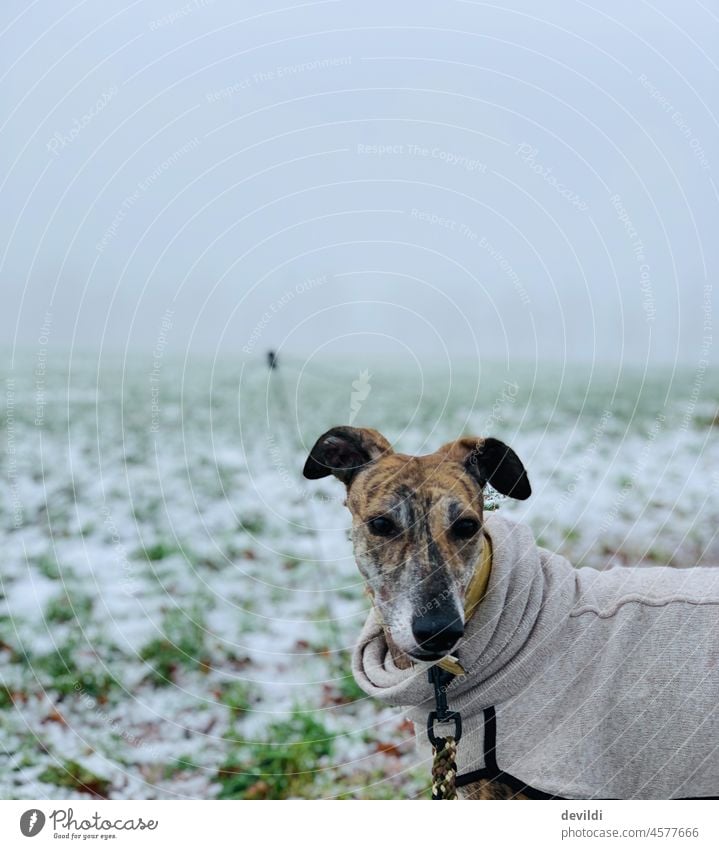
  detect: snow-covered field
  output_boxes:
[2,354,719,799]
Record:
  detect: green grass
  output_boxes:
[30,645,119,699]
[137,541,181,561]
[335,668,366,704]
[217,680,252,716]
[282,555,304,570]
[0,684,15,709]
[140,608,209,685]
[217,710,336,799]
[563,527,581,543]
[163,755,202,779]
[38,759,111,798]
[45,591,93,624]
[334,767,429,800]
[237,514,265,534]
[34,554,62,580]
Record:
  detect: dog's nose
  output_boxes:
[411,613,464,656]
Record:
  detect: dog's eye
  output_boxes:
[368,516,397,536]
[451,517,480,539]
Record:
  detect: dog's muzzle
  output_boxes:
[411,610,464,659]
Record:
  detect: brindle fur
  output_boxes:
[303,426,533,799]
[459,780,531,800]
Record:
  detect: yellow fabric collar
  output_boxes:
[437,532,493,675]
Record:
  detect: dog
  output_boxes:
[303,426,719,799]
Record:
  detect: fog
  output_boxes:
[2,0,717,367]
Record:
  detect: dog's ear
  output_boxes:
[303,426,392,486]
[439,436,531,500]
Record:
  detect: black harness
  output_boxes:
[429,667,719,800]
[427,666,561,799]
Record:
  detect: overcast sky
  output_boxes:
[1,0,717,368]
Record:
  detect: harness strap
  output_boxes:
[453,706,565,799]
[482,705,499,774]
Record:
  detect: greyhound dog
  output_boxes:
[303,426,719,800]
[303,425,532,798]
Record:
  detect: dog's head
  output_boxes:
[303,427,531,661]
